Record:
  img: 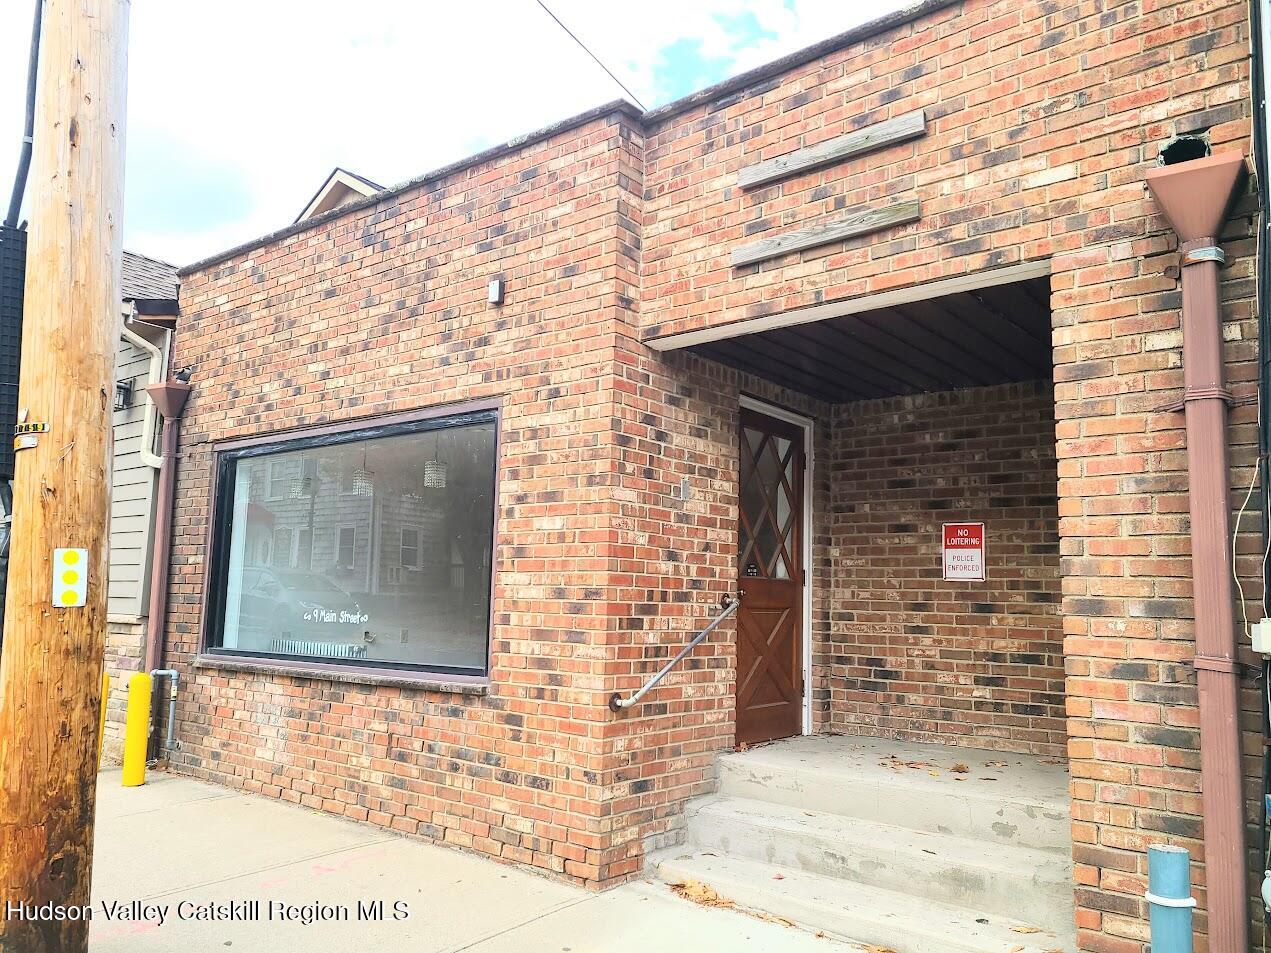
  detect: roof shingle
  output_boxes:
[122,250,178,302]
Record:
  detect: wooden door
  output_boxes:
[736,407,804,746]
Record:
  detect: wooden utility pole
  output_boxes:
[0,1,130,950]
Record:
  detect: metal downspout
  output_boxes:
[1145,151,1248,953]
[142,379,191,677]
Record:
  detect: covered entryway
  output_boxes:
[736,405,806,745]
[646,262,1073,951]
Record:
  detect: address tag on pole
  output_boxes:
[52,549,88,607]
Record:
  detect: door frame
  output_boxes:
[738,394,814,736]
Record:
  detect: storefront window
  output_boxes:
[205,410,497,676]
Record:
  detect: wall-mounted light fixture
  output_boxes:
[487,278,504,306]
[114,378,134,412]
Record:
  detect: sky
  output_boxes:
[0,1,909,267]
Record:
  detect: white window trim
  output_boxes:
[400,525,422,570]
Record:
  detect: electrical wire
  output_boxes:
[532,0,647,111]
[1237,454,1263,635]
[4,0,43,229]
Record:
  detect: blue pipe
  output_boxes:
[1146,844,1194,953]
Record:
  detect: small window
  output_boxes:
[267,461,292,500]
[206,408,498,676]
[336,527,356,570]
[272,528,292,568]
[401,527,420,569]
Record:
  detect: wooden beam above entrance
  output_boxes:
[730,198,921,268]
[737,109,927,190]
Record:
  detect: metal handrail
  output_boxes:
[608,594,740,711]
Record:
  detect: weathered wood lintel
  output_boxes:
[738,110,927,190]
[730,197,922,268]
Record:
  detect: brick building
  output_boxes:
[119,1,1263,950]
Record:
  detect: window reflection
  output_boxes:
[211,415,497,674]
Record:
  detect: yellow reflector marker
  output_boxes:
[122,672,151,787]
[52,548,88,607]
[98,671,110,768]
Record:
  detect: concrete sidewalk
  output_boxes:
[89,770,854,953]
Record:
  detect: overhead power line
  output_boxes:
[532,0,647,111]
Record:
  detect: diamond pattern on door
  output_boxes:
[736,407,805,746]
[739,427,799,581]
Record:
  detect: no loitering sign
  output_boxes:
[942,522,985,581]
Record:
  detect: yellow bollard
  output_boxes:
[98,671,109,768]
[121,672,151,787]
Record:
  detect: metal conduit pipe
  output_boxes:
[1145,151,1248,952]
[148,669,179,757]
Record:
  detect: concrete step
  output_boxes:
[719,734,1071,853]
[651,850,1077,953]
[684,796,1073,934]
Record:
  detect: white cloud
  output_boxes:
[0,0,908,265]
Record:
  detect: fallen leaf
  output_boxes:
[1011,926,1042,934]
[951,763,969,773]
[928,770,940,777]
[773,873,785,880]
[985,760,1008,768]
[755,912,796,927]
[671,880,734,909]
[862,946,898,953]
[1010,947,1025,953]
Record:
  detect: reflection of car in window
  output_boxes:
[238,567,369,641]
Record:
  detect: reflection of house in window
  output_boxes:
[401,527,421,569]
[336,527,356,569]
[267,460,292,500]
[272,528,292,568]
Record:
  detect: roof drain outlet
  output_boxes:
[1158,133,1211,166]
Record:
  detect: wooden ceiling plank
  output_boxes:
[901,298,1029,380]
[763,324,926,396]
[936,293,1052,375]
[869,308,1005,386]
[694,342,848,403]
[834,310,973,391]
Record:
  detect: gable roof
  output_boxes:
[294,167,385,224]
[122,250,179,312]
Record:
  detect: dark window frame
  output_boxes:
[199,400,500,683]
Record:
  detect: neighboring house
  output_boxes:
[132,3,1264,952]
[293,167,382,224]
[101,250,178,754]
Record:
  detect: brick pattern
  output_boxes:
[167,0,1261,949]
[101,619,144,762]
[169,114,639,884]
[827,381,1064,756]
[627,2,1255,949]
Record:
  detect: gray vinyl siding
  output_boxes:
[108,336,158,619]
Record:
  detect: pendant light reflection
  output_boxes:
[423,433,448,490]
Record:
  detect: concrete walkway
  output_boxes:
[90,770,854,953]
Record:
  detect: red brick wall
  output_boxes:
[826,381,1064,756]
[627,1,1256,949]
[169,112,641,884]
[167,0,1262,949]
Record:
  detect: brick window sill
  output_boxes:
[194,654,490,695]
